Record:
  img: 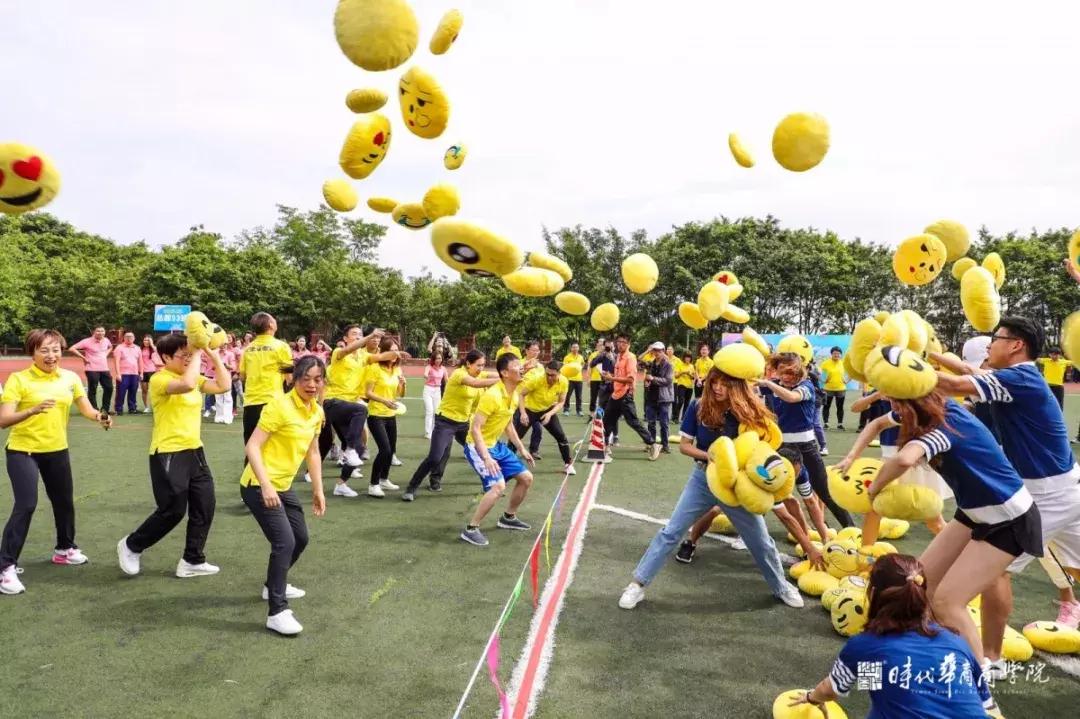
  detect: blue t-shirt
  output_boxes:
[679,399,739,450]
[831,625,992,719]
[761,379,816,437]
[872,398,898,447]
[970,362,1078,488]
[886,400,1031,524]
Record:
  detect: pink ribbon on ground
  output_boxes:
[486,634,511,719]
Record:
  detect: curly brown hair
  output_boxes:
[697,367,775,431]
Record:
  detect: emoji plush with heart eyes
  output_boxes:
[339,114,392,180]
[399,66,450,139]
[892,233,948,286]
[0,143,61,215]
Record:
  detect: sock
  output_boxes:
[466,525,478,531]
[503,512,515,520]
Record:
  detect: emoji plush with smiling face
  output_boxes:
[391,202,431,230]
[430,217,524,277]
[334,0,418,71]
[444,143,467,170]
[0,143,61,215]
[339,114,392,180]
[399,66,450,139]
[892,233,947,286]
[831,591,869,637]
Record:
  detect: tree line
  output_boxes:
[0,208,1075,355]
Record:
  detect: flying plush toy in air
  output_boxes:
[951,257,976,280]
[345,88,388,113]
[554,291,590,316]
[697,281,730,321]
[590,302,620,331]
[741,328,770,358]
[1069,229,1080,276]
[334,0,419,71]
[959,266,1000,332]
[712,343,765,380]
[322,179,358,212]
[339,114,392,180]
[422,183,460,220]
[367,197,398,213]
[981,252,1006,289]
[1061,311,1080,368]
[501,267,564,297]
[0,142,61,215]
[399,66,451,139]
[391,202,432,230]
[185,311,226,350]
[429,9,463,54]
[771,689,848,719]
[771,112,830,172]
[893,234,947,286]
[727,133,754,168]
[678,302,708,330]
[776,335,813,364]
[924,219,970,262]
[443,143,467,170]
[528,251,572,282]
[621,253,659,294]
[848,318,882,372]
[430,218,524,277]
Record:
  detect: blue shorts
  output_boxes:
[463,441,527,492]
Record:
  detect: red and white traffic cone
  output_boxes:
[587,410,607,462]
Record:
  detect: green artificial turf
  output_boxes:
[1,384,1078,718]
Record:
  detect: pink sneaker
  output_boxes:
[52,548,88,565]
[1055,599,1080,629]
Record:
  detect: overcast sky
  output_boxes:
[5,1,1079,278]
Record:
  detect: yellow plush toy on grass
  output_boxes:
[821,575,868,611]
[399,66,450,139]
[712,343,765,380]
[591,303,620,331]
[827,457,882,514]
[429,9,463,55]
[959,266,1000,332]
[1023,621,1080,654]
[864,345,938,400]
[678,302,708,330]
[391,202,431,230]
[528,251,572,282]
[709,513,736,535]
[924,219,970,262]
[322,179,358,212]
[345,88,388,113]
[430,218,524,277]
[339,114,392,180]
[185,311,226,351]
[831,590,869,637]
[822,539,863,579]
[893,234,947,286]
[727,133,754,168]
[443,143,467,170]
[771,689,848,719]
[621,253,659,294]
[797,568,839,596]
[501,267,564,297]
[771,112,830,172]
[776,335,813,364]
[696,281,730,321]
[334,0,419,71]
[554,291,590,316]
[422,183,460,220]
[0,142,61,215]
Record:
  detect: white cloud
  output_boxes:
[5,0,1079,277]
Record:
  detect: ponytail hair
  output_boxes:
[865,553,939,638]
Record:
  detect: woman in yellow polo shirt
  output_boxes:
[241,355,327,636]
[364,337,407,498]
[239,312,294,446]
[403,349,499,501]
[561,342,585,417]
[673,349,695,423]
[0,329,112,596]
[693,342,713,399]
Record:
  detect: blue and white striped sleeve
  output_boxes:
[797,384,813,402]
[913,428,952,460]
[970,371,1015,404]
[829,655,856,697]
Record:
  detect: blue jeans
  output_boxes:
[632,465,789,596]
[645,401,671,449]
[813,407,827,448]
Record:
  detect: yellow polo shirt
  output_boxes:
[364,363,402,418]
[149,370,207,453]
[673,358,694,389]
[587,351,601,382]
[439,367,481,422]
[324,347,367,401]
[695,357,714,381]
[241,390,324,492]
[562,353,584,382]
[522,372,569,412]
[1,365,86,453]
[495,345,521,359]
[1038,357,1069,386]
[241,334,293,406]
[820,357,847,391]
[469,381,518,447]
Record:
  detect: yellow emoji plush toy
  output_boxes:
[960,266,1000,332]
[849,318,882,373]
[798,569,840,596]
[399,66,451,139]
[678,302,709,330]
[741,328,770,358]
[843,353,866,385]
[981,252,1006,289]
[1069,229,1080,277]
[733,470,775,514]
[822,575,869,611]
[528,251,573,282]
[501,267,565,297]
[720,305,750,324]
[0,143,61,215]
[776,335,813,364]
[771,112,830,172]
[697,281,730,321]
[367,197,398,213]
[864,345,938,400]
[951,256,977,280]
[422,183,460,220]
[621,253,659,294]
[443,143,467,170]
[898,309,929,355]
[893,234,947,286]
[822,539,863,579]
[739,418,782,449]
[872,483,944,522]
[322,179,358,212]
[334,0,418,71]
[745,442,795,495]
[924,219,970,262]
[706,436,739,504]
[554,291,590,316]
[430,218,524,277]
[714,269,739,286]
[391,202,431,230]
[1022,621,1080,654]
[345,88,388,113]
[727,132,754,168]
[878,517,910,540]
[339,114,392,180]
[590,302,620,332]
[709,512,736,535]
[831,590,869,637]
[429,8,463,54]
[185,311,225,351]
[712,343,765,380]
[771,689,848,719]
[1061,311,1080,368]
[827,457,882,514]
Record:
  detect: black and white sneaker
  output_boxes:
[675,540,696,564]
[429,480,442,492]
[496,515,531,531]
[460,527,488,546]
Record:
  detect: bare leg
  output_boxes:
[926,514,946,535]
[935,542,1016,662]
[803,495,829,541]
[861,510,882,547]
[980,574,1012,662]
[919,520,972,595]
[468,483,506,527]
[688,507,720,543]
[505,472,533,515]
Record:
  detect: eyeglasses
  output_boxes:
[989,334,1017,343]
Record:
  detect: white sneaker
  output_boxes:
[176,559,220,578]
[302,472,312,483]
[51,548,88,565]
[367,484,385,498]
[333,483,359,498]
[983,658,1008,681]
[213,418,224,424]
[350,468,363,479]
[618,582,645,609]
[342,448,362,467]
[266,609,303,635]
[730,538,747,551]
[262,583,306,600]
[820,448,830,457]
[117,537,141,576]
[379,479,400,491]
[777,584,805,608]
[602,453,613,464]
[202,410,212,418]
[0,565,25,595]
[564,463,577,475]
[391,455,403,466]
[142,407,151,414]
[328,445,342,462]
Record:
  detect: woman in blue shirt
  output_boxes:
[618,366,804,610]
[792,553,996,718]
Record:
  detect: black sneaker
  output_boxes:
[429,479,442,492]
[675,540,696,564]
[531,453,542,461]
[837,424,846,432]
[497,515,531,531]
[660,446,671,454]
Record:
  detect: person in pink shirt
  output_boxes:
[200,350,216,418]
[292,336,313,362]
[422,352,448,438]
[70,326,114,413]
[312,338,332,364]
[112,332,144,415]
[139,335,161,414]
[214,341,238,424]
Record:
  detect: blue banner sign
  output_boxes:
[153,304,191,332]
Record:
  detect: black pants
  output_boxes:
[85,370,114,412]
[321,399,369,482]
[407,414,468,492]
[126,448,215,564]
[1050,384,1065,410]
[241,485,308,616]
[368,416,397,485]
[589,380,602,413]
[243,404,266,446]
[513,407,572,463]
[823,391,845,425]
[603,393,653,446]
[1,449,76,570]
[693,383,704,399]
[565,381,583,414]
[673,385,692,422]
[783,440,854,527]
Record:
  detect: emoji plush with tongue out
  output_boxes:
[0,142,61,215]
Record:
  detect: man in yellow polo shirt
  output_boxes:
[1037,346,1070,409]
[587,338,605,417]
[693,342,713,399]
[460,354,535,547]
[240,312,293,445]
[819,346,848,431]
[118,334,232,579]
[561,342,585,417]
[515,360,574,474]
[495,335,521,360]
